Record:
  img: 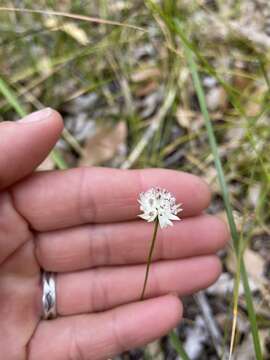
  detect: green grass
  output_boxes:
[175,20,263,360]
[0,75,68,169]
[183,41,263,360]
[169,330,190,360]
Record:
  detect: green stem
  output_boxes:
[169,330,190,360]
[178,28,263,359]
[140,218,159,301]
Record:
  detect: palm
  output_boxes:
[0,109,228,360]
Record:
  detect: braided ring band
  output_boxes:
[42,271,57,320]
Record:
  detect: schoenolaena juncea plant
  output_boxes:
[138,187,182,300]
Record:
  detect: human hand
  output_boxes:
[0,109,229,360]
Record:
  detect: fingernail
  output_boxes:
[17,108,53,123]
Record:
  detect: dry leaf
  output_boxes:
[176,107,194,128]
[234,333,255,360]
[37,155,55,171]
[79,121,127,166]
[226,247,264,283]
[44,17,88,45]
[244,248,264,282]
[245,100,261,117]
[206,86,228,111]
[135,81,159,97]
[146,340,164,360]
[216,210,243,232]
[131,67,161,82]
[207,271,258,296]
[37,57,52,76]
[248,183,261,207]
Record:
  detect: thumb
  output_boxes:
[0,108,63,189]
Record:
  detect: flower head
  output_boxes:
[138,187,182,228]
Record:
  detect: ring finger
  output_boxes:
[56,255,221,315]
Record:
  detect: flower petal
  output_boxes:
[168,214,180,221]
[158,214,171,228]
[138,213,151,221]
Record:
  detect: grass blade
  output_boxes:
[169,331,190,360]
[0,76,68,169]
[0,77,26,117]
[176,23,263,359]
[0,7,145,32]
[50,148,68,170]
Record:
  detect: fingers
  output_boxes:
[29,295,182,360]
[0,109,63,189]
[0,109,63,263]
[37,215,229,272]
[12,168,211,231]
[56,256,221,315]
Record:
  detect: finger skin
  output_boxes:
[0,240,41,360]
[57,256,221,315]
[37,215,229,272]
[0,191,31,264]
[0,109,63,189]
[12,168,211,231]
[29,295,182,360]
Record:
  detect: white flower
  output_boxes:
[138,187,182,229]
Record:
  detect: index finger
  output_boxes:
[12,167,211,231]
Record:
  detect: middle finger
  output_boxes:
[36,214,229,272]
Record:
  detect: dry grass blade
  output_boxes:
[0,7,146,32]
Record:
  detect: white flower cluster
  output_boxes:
[138,187,182,228]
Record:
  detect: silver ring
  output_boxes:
[42,271,57,320]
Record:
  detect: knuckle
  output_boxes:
[213,216,231,247]
[0,191,31,263]
[90,269,110,312]
[68,321,85,360]
[77,167,97,224]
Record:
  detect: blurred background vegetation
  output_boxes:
[0,1,270,359]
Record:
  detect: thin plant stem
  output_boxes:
[229,248,241,358]
[169,330,190,360]
[179,30,263,359]
[0,7,145,32]
[140,218,159,301]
